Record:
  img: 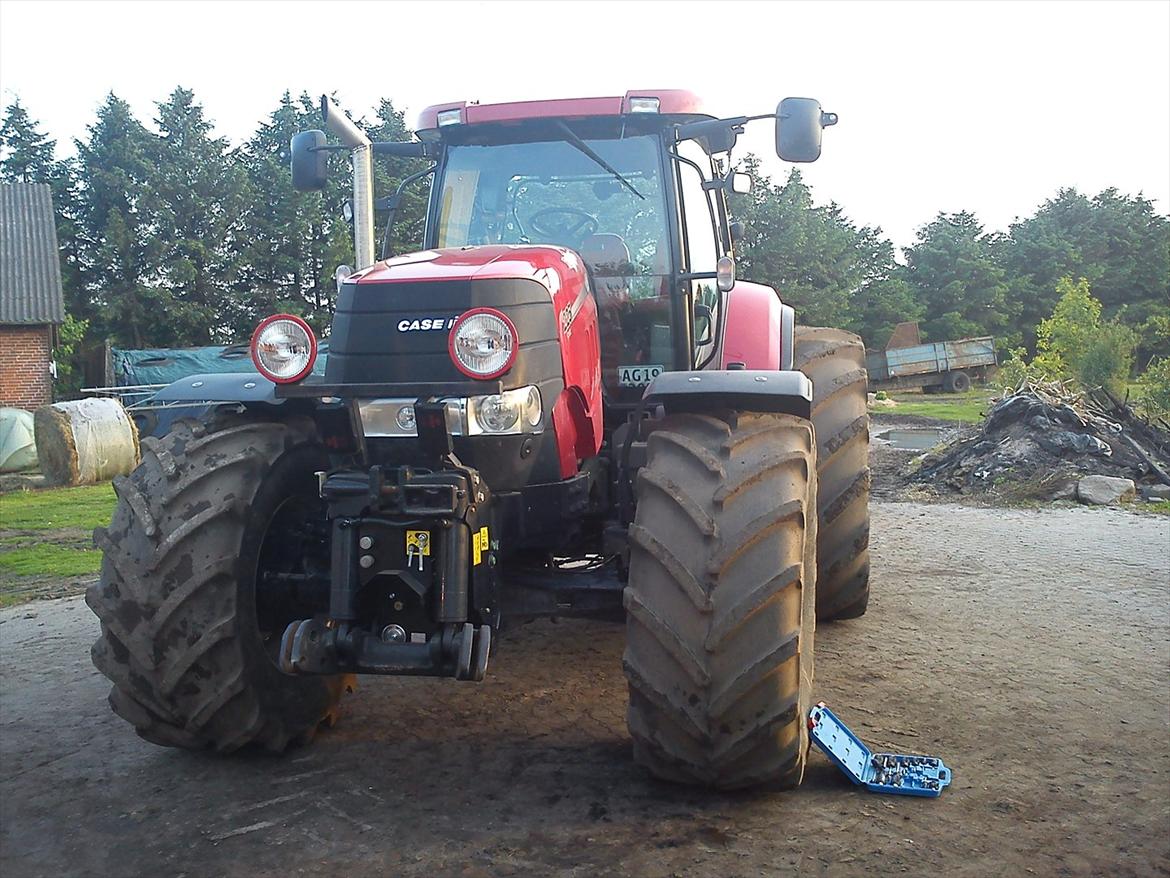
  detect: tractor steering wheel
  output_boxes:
[527,207,599,245]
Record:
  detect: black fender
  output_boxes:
[642,369,812,419]
[150,373,283,405]
[147,373,363,454]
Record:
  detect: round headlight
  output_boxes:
[250,314,317,383]
[395,404,416,432]
[448,308,517,379]
[475,394,521,433]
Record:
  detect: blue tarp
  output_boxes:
[112,344,330,387]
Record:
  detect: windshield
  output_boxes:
[436,135,669,276]
[435,133,676,407]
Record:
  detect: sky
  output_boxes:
[1,0,1167,249]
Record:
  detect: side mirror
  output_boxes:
[724,172,752,194]
[775,97,838,163]
[694,303,714,346]
[291,129,329,191]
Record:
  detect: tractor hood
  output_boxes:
[325,245,591,391]
[349,244,587,293]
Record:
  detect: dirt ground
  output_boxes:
[1,502,1167,878]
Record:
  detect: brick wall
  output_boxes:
[0,324,53,409]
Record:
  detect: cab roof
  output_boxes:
[416,89,710,134]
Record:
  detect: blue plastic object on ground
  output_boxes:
[808,703,951,797]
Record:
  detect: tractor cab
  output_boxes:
[426,109,683,406]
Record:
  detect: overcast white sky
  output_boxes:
[1,0,1167,248]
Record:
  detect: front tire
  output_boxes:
[87,415,346,752]
[623,412,817,789]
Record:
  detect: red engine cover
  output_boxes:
[352,246,603,478]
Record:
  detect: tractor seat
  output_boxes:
[579,233,633,277]
[578,233,633,307]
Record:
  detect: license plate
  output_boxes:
[618,365,664,387]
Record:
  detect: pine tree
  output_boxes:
[0,98,57,182]
[902,211,1017,345]
[142,87,250,344]
[73,93,161,347]
[236,92,332,337]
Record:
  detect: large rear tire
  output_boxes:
[623,412,817,789]
[792,326,872,621]
[86,415,346,752]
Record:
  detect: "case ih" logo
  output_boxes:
[397,317,459,332]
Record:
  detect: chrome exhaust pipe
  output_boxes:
[321,96,376,270]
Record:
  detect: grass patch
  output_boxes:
[0,544,102,578]
[0,484,116,530]
[886,390,994,424]
[0,483,114,607]
[1143,499,1170,515]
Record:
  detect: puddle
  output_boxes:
[875,428,948,451]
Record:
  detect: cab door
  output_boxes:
[673,139,723,369]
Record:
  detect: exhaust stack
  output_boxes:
[321,96,376,270]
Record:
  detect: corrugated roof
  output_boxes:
[0,182,64,325]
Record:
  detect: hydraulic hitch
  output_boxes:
[279,617,492,681]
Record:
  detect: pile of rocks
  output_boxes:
[911,381,1170,505]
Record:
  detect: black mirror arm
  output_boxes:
[378,165,437,260]
[673,113,778,150]
[372,141,438,158]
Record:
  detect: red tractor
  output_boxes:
[88,90,870,789]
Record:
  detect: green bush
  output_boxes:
[1139,357,1170,420]
[994,347,1045,391]
[1077,322,1137,396]
[1001,276,1138,395]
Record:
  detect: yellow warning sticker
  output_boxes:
[405,530,431,556]
[473,526,490,565]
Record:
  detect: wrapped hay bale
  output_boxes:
[0,407,39,473]
[33,398,140,486]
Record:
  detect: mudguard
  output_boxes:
[642,369,812,419]
[150,373,282,405]
[715,281,796,372]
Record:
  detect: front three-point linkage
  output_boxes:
[279,616,490,681]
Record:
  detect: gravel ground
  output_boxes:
[1,502,1168,878]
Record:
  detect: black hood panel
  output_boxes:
[326,278,560,389]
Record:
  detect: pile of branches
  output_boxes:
[911,379,1170,496]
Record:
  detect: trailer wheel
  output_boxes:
[86,415,346,753]
[945,370,971,393]
[792,327,871,620]
[624,412,817,789]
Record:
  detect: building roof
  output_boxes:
[0,182,64,325]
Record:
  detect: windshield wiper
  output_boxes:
[554,121,644,200]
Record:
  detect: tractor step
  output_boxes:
[808,703,951,797]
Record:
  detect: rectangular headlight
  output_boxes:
[358,387,543,438]
[358,399,462,437]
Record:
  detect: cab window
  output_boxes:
[675,139,720,363]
